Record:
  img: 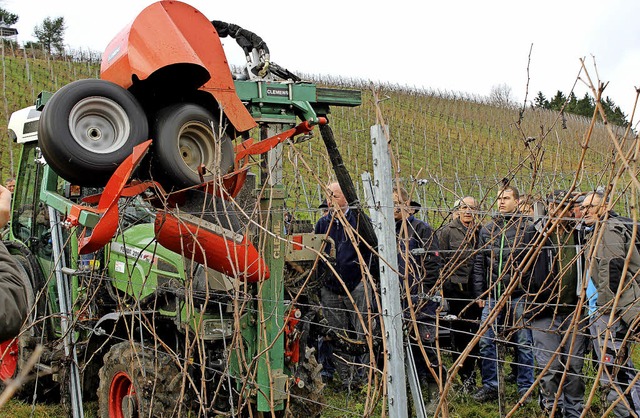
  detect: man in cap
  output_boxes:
[393,187,441,383]
[526,190,588,417]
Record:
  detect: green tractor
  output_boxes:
[0,1,361,417]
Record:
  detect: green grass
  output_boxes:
[1,399,75,417]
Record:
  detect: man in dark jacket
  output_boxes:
[394,187,440,303]
[0,184,29,342]
[393,187,441,409]
[437,196,481,393]
[472,185,536,402]
[526,190,587,418]
[581,191,640,417]
[315,182,375,389]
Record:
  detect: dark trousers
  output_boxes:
[320,283,371,382]
[446,288,481,381]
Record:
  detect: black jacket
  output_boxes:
[0,241,29,341]
[472,213,535,299]
[525,225,585,318]
[314,210,374,294]
[395,215,441,293]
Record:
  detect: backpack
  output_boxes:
[612,214,640,254]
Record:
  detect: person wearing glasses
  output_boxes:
[436,196,482,393]
[472,185,536,403]
[580,191,640,417]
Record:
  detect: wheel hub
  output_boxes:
[0,340,18,382]
[69,96,131,154]
[178,122,215,173]
[87,127,103,141]
[109,371,137,418]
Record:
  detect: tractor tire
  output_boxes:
[98,341,186,418]
[38,79,149,187]
[150,103,234,190]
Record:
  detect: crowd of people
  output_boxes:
[312,181,640,417]
[2,170,639,416]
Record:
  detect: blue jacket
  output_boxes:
[315,210,374,294]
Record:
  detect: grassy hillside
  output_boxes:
[0,47,618,216]
[282,78,621,227]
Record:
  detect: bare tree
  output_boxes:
[489,83,514,107]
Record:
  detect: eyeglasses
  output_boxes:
[579,204,598,211]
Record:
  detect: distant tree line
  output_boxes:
[534,90,628,127]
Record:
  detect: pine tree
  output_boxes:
[534,91,549,109]
[565,92,578,113]
[574,93,594,118]
[601,96,628,127]
[549,91,566,111]
[0,8,18,26]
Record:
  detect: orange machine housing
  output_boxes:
[100,0,256,133]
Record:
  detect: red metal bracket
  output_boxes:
[76,140,153,254]
[234,118,327,162]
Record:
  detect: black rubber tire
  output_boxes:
[38,79,149,186]
[98,341,185,418]
[150,103,234,189]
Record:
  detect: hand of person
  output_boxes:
[476,299,485,308]
[0,185,11,229]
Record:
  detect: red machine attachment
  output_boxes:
[66,138,269,282]
[154,211,269,282]
[64,111,323,279]
[67,140,153,254]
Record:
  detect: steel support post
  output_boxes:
[365,124,408,416]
